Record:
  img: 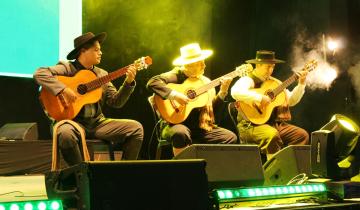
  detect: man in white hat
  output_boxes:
[147,43,237,156]
[34,32,143,166]
[231,50,309,160]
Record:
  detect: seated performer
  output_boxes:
[33,32,143,166]
[147,43,237,156]
[231,50,310,160]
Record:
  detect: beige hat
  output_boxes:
[172,43,213,65]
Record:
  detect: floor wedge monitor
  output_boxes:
[263,145,311,186]
[174,144,264,188]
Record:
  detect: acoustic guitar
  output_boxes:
[154,64,253,124]
[236,60,317,125]
[39,56,152,121]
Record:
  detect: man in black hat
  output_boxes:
[231,50,309,160]
[34,32,143,166]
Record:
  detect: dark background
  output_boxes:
[1,0,360,159]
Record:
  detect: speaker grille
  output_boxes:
[0,123,38,140]
[174,144,264,188]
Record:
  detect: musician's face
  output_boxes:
[81,41,102,65]
[183,60,205,78]
[256,63,275,79]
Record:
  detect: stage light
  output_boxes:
[322,34,344,62]
[50,201,60,210]
[0,200,62,210]
[327,39,340,51]
[213,183,327,209]
[9,204,18,210]
[321,114,359,159]
[215,183,326,202]
[24,203,32,210]
[311,114,360,180]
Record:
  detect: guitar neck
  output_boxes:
[272,74,298,96]
[79,56,152,92]
[195,70,239,96]
[84,65,131,92]
[271,60,317,97]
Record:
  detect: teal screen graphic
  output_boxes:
[0,0,59,77]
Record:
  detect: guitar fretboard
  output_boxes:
[195,66,250,96]
[271,60,317,97]
[81,56,151,92]
[272,74,298,96]
[85,66,130,91]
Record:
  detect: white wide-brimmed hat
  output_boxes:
[172,43,213,66]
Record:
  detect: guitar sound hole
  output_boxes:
[186,90,197,99]
[77,84,88,95]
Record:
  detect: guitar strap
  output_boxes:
[51,120,90,171]
[198,76,216,131]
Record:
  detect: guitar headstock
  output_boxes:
[304,59,318,72]
[235,64,253,77]
[134,56,153,71]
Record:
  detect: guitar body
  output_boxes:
[39,70,102,121]
[237,79,286,125]
[154,78,210,124]
[39,56,152,121]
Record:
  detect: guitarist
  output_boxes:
[33,32,143,166]
[147,43,237,156]
[231,50,309,160]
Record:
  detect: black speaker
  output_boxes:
[46,160,209,210]
[0,122,38,140]
[173,144,264,188]
[311,130,337,178]
[263,145,311,186]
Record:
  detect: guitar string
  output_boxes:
[195,68,248,96]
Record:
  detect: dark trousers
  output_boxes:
[57,119,143,166]
[162,124,238,148]
[238,121,309,154]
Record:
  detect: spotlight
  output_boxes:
[322,34,344,61]
[321,114,359,159]
[311,114,360,179]
[327,39,340,52]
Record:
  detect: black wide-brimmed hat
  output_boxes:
[67,32,107,60]
[246,50,285,64]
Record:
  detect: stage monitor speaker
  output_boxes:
[263,145,311,186]
[0,122,38,140]
[173,144,264,188]
[46,160,209,210]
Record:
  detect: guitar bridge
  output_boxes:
[253,103,263,114]
[170,100,180,113]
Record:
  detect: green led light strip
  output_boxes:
[216,184,326,201]
[0,200,62,210]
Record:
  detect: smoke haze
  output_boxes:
[291,31,338,90]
